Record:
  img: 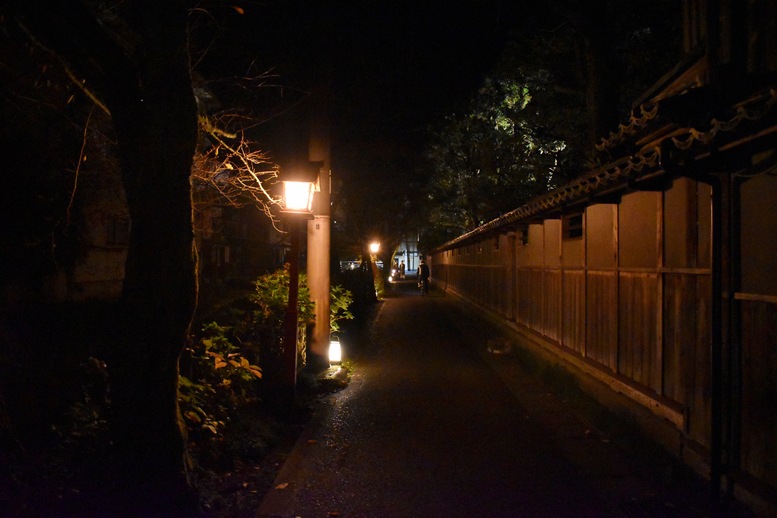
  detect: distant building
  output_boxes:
[195,204,284,295]
[38,168,282,305]
[394,235,420,275]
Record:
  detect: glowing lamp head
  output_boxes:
[369,242,380,255]
[329,336,342,364]
[282,180,315,214]
[279,162,320,216]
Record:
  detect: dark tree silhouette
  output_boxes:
[7,1,200,512]
[418,0,680,247]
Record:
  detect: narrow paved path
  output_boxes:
[257,281,612,517]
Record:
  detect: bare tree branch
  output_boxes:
[192,116,281,228]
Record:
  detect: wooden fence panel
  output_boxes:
[618,272,661,392]
[470,265,481,303]
[740,298,777,488]
[484,266,495,309]
[516,268,531,327]
[489,266,508,318]
[529,269,544,331]
[502,266,510,317]
[543,270,562,341]
[690,275,712,447]
[663,273,711,446]
[562,269,586,354]
[497,266,509,318]
[586,271,618,370]
[663,274,701,403]
[447,264,458,293]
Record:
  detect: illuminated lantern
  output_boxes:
[281,180,315,214]
[329,335,342,364]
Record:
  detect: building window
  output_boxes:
[210,245,231,266]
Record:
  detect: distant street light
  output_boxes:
[280,170,315,405]
[369,241,380,255]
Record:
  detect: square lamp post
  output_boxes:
[280,174,315,405]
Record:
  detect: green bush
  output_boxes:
[179,267,354,448]
[251,267,314,368]
[329,284,354,332]
[179,322,262,439]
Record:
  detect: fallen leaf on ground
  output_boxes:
[275,482,289,490]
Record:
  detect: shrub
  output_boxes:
[179,267,354,451]
[329,283,354,332]
[251,266,314,369]
[179,322,262,440]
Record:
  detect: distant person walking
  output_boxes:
[417,259,430,295]
[399,260,406,279]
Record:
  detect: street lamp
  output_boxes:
[366,241,382,299]
[280,170,315,405]
[281,180,315,214]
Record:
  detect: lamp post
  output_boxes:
[367,241,382,300]
[280,174,315,405]
[306,116,332,372]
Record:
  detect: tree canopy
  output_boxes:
[422,77,568,244]
[418,0,680,250]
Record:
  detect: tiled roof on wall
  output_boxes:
[434,86,777,252]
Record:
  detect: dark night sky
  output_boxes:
[205,1,527,177]
[324,2,523,125]
[333,2,524,157]
[329,2,523,168]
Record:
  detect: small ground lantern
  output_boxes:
[329,335,342,364]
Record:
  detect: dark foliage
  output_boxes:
[0,26,94,290]
[417,0,682,248]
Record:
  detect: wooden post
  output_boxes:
[306,103,332,372]
[282,220,302,404]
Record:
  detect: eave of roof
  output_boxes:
[432,86,777,253]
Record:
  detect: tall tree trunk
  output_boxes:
[10,1,200,512]
[106,6,200,513]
